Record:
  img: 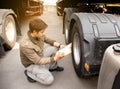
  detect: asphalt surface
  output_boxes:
[0,5,98,89]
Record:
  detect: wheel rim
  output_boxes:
[73,32,81,65]
[5,19,16,43]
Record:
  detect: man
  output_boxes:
[20,18,65,85]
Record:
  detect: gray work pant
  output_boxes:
[26,45,58,85]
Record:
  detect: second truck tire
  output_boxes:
[2,15,17,50]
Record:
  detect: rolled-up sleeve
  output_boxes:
[21,46,52,65]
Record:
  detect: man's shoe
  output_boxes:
[24,70,36,83]
[49,66,64,72]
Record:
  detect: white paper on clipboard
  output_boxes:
[57,43,72,56]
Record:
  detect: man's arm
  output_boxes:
[21,46,64,63]
[44,35,65,49]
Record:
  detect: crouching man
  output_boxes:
[20,18,65,85]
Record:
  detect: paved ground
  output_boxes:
[0,5,98,89]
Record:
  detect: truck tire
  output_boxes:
[63,8,74,44]
[71,22,84,77]
[63,12,69,44]
[3,15,17,50]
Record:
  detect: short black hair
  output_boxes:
[29,18,48,33]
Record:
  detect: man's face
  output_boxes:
[32,29,45,39]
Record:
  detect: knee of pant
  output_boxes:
[52,47,58,52]
[44,75,54,85]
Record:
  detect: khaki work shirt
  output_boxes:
[20,32,56,67]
